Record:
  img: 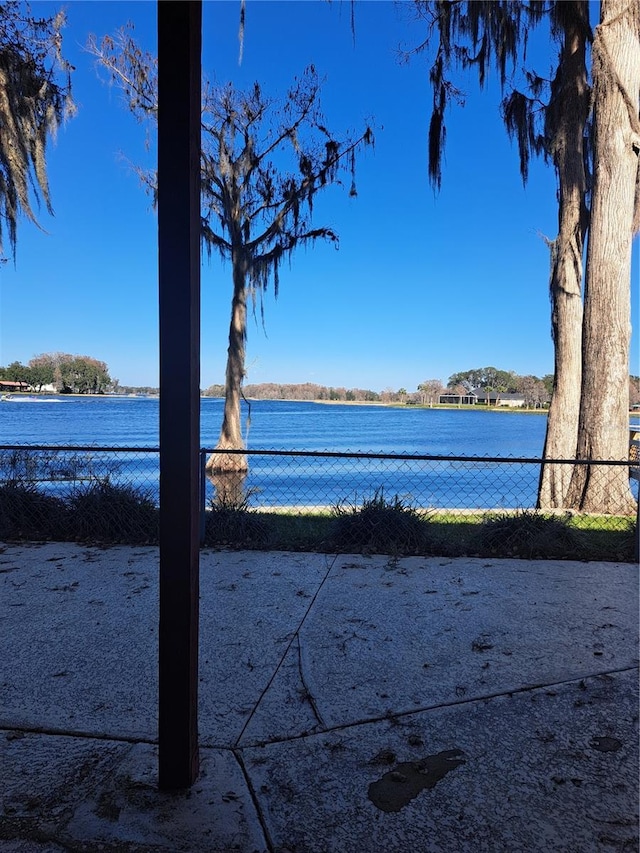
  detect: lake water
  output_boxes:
[0,396,555,509]
[2,397,636,509]
[0,395,548,456]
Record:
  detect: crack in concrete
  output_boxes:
[16,662,632,755]
[233,554,338,748]
[235,665,638,749]
[0,723,157,745]
[231,747,275,853]
[295,634,326,729]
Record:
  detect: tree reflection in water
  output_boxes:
[207,469,249,508]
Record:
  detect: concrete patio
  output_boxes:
[1,542,638,852]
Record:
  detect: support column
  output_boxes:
[157,0,202,790]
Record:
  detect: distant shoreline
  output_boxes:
[0,392,556,414]
[207,397,550,414]
[307,399,547,413]
[7,392,639,417]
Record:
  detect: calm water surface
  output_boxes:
[0,395,548,456]
[0,396,552,507]
[2,398,635,508]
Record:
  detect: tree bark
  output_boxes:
[538,2,590,509]
[206,250,249,474]
[566,0,640,514]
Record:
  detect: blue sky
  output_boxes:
[0,1,637,391]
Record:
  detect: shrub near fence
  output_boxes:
[0,446,160,545]
[0,445,637,560]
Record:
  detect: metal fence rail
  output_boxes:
[0,444,637,559]
[202,447,639,509]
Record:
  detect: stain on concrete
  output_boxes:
[591,736,622,752]
[471,634,494,652]
[369,748,397,766]
[368,749,466,812]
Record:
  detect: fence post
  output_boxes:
[199,449,206,546]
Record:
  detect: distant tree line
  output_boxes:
[203,370,554,407]
[204,369,640,410]
[202,382,383,402]
[111,384,160,397]
[0,353,111,394]
[5,360,637,408]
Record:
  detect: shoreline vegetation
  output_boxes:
[0,472,634,560]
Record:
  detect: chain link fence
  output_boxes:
[0,444,637,560]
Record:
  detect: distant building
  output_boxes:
[439,388,526,407]
[0,380,29,392]
[471,388,525,407]
[439,392,478,405]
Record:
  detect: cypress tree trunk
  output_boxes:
[538,2,590,509]
[566,0,640,513]
[206,251,249,474]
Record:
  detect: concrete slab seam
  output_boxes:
[233,554,339,748]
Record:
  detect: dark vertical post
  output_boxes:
[157,0,202,790]
[199,449,207,546]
